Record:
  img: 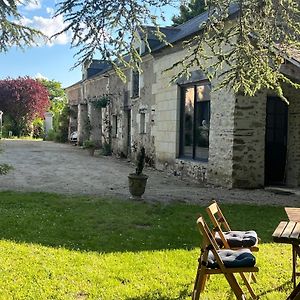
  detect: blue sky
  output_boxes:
[0,1,178,88]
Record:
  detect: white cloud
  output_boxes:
[18,16,34,26]
[24,0,42,11]
[33,15,72,46]
[19,14,72,46]
[35,73,48,80]
[46,7,55,15]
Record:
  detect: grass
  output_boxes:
[0,191,294,299]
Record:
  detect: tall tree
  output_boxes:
[53,0,176,81]
[54,0,300,98]
[0,0,44,52]
[0,77,49,136]
[170,0,300,99]
[39,79,69,141]
[172,0,206,26]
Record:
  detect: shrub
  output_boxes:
[0,164,13,175]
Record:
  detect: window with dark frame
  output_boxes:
[179,82,211,161]
[140,112,146,134]
[132,70,139,98]
[112,115,118,137]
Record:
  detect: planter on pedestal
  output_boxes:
[128,173,148,199]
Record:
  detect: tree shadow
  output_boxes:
[258,280,292,297]
[125,285,191,300]
[0,191,288,253]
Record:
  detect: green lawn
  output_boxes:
[0,191,294,299]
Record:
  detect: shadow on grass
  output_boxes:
[258,280,292,297]
[0,191,288,253]
[125,286,190,300]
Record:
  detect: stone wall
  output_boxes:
[284,84,300,187]
[152,44,237,187]
[108,69,130,157]
[129,55,156,164]
[84,76,109,146]
[231,91,267,188]
[66,85,82,106]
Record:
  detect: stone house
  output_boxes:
[65,9,300,189]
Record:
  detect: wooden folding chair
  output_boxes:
[192,216,259,300]
[206,200,259,252]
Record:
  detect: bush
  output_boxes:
[0,164,13,175]
[83,140,96,149]
[101,142,112,156]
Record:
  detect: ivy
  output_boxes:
[92,95,110,109]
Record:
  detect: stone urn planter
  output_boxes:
[128,173,148,198]
[128,146,148,199]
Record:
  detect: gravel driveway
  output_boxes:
[0,139,299,206]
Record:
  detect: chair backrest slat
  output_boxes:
[196,215,227,272]
[206,200,232,249]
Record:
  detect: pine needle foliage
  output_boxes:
[0,0,44,52]
[172,0,206,26]
[54,0,176,81]
[169,0,300,99]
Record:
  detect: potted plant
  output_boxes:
[128,146,148,199]
[83,139,96,156]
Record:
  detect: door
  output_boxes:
[265,96,288,185]
[126,109,131,156]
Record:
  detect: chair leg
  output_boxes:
[225,273,245,300]
[287,282,300,300]
[293,245,297,289]
[240,272,257,299]
[248,272,257,284]
[192,266,201,300]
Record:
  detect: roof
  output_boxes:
[151,4,239,52]
[66,4,300,88]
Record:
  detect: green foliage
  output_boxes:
[53,0,175,81]
[0,163,13,175]
[101,142,112,156]
[0,1,45,52]
[39,79,67,134]
[53,105,69,143]
[1,114,15,138]
[172,0,206,26]
[135,146,145,175]
[0,191,294,299]
[92,95,110,109]
[44,129,56,141]
[32,117,45,139]
[83,139,96,149]
[170,0,300,99]
[39,79,69,143]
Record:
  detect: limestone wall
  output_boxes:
[128,56,156,164]
[231,91,267,188]
[108,70,130,157]
[83,77,109,146]
[66,85,82,106]
[152,44,237,186]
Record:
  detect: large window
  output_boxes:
[180,82,211,161]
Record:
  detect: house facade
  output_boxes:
[65,11,300,189]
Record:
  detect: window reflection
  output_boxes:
[181,82,211,161]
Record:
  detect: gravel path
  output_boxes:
[0,139,299,206]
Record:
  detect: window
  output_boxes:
[140,113,146,134]
[180,82,211,161]
[112,115,118,137]
[132,70,140,98]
